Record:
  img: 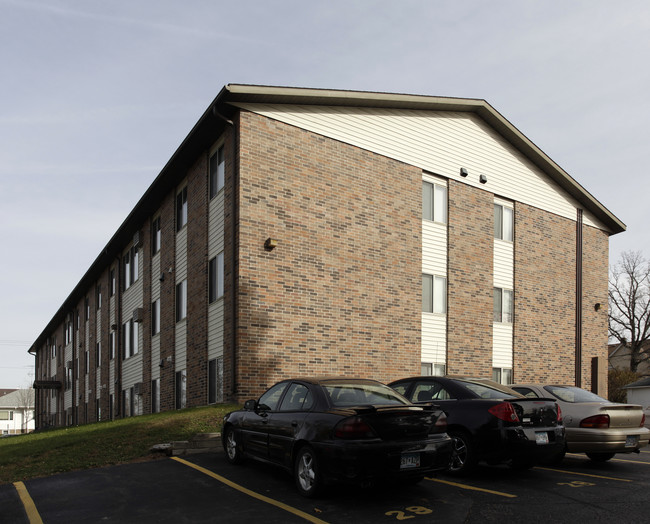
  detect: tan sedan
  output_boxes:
[511,384,650,462]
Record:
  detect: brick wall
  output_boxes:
[447,180,494,376]
[234,112,422,400]
[514,202,576,383]
[186,154,209,407]
[582,224,609,393]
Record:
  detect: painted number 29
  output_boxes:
[386,506,433,520]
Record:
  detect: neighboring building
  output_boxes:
[0,389,35,435]
[608,342,650,376]
[28,85,624,429]
[624,377,650,411]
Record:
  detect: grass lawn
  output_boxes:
[0,404,238,485]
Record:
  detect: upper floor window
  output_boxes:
[494,203,513,242]
[124,245,139,289]
[110,269,116,296]
[209,145,225,199]
[422,274,447,314]
[152,216,161,255]
[493,287,513,323]
[151,299,160,336]
[176,187,188,231]
[422,181,447,224]
[96,285,102,310]
[209,252,224,303]
[176,280,187,322]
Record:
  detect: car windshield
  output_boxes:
[324,382,409,407]
[543,386,608,403]
[459,380,519,399]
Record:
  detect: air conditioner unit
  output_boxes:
[133,308,144,323]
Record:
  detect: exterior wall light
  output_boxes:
[594,303,602,311]
[460,167,468,177]
[479,174,488,184]
[264,238,278,251]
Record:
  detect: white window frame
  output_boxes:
[209,252,224,303]
[494,203,514,242]
[494,287,514,323]
[176,280,187,322]
[209,144,225,199]
[422,274,447,314]
[422,180,447,224]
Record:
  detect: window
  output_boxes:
[124,246,139,289]
[96,285,102,310]
[176,187,187,231]
[152,378,160,413]
[209,145,225,199]
[209,252,224,303]
[176,280,187,322]
[421,362,446,376]
[109,332,115,360]
[95,342,101,367]
[494,287,514,323]
[422,274,447,314]
[151,299,160,336]
[175,370,186,409]
[152,216,161,255]
[85,297,90,321]
[84,351,89,375]
[422,181,448,223]
[492,368,513,385]
[0,411,13,421]
[123,319,139,358]
[208,358,223,404]
[279,383,314,411]
[494,203,514,241]
[110,269,116,296]
[258,382,289,411]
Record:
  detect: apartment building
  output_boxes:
[29,85,624,428]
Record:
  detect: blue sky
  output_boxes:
[1,0,649,388]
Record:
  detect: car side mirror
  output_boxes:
[244,399,257,411]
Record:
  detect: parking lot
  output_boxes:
[4,449,650,523]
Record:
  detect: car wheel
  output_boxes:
[224,426,244,465]
[295,445,321,497]
[448,430,477,475]
[586,452,615,462]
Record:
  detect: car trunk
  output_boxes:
[354,406,440,440]
[599,403,644,428]
[509,399,559,427]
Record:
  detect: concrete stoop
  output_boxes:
[151,432,222,457]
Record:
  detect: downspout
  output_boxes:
[575,209,583,387]
[212,107,238,400]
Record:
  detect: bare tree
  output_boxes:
[14,388,34,433]
[609,251,650,372]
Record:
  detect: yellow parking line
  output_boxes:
[13,482,44,524]
[171,457,328,524]
[535,467,631,482]
[566,452,650,465]
[426,477,517,498]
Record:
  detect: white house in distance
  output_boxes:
[0,389,35,435]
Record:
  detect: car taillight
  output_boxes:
[641,413,646,428]
[580,414,610,429]
[557,404,563,424]
[334,416,377,439]
[488,402,520,423]
[433,412,447,433]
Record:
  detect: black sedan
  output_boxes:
[222,377,453,497]
[389,376,565,474]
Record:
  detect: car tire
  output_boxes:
[447,430,477,475]
[295,445,321,497]
[224,426,244,465]
[586,452,615,462]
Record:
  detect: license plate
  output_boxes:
[535,432,549,445]
[626,435,639,447]
[400,452,420,469]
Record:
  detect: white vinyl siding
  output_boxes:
[175,214,188,372]
[493,197,514,372]
[422,173,447,371]
[236,103,606,231]
[208,173,226,364]
[121,243,143,396]
[151,236,161,382]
